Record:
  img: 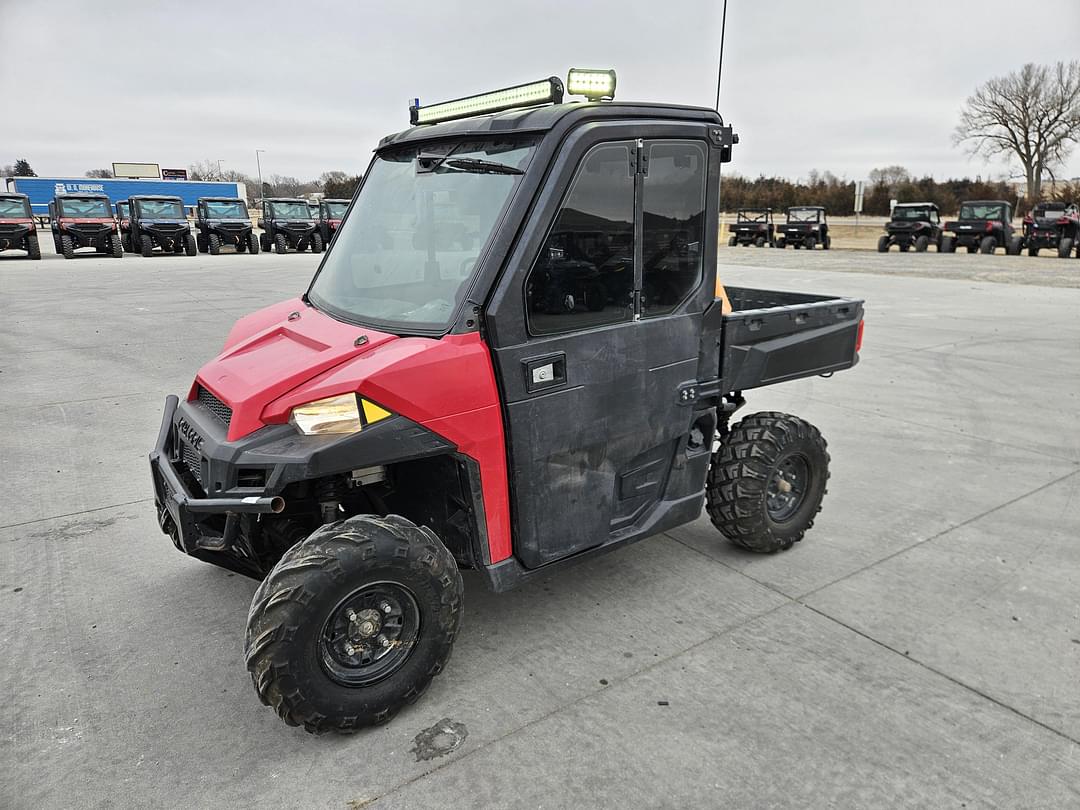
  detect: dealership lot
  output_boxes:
[1,249,1078,808]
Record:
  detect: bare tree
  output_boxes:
[955,61,1080,202]
[868,165,911,193]
[85,168,114,178]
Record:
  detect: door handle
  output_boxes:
[523,352,566,393]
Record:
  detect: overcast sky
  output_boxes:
[2,0,1078,184]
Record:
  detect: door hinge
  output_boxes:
[631,138,649,176]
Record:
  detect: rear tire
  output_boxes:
[121,234,131,253]
[197,234,209,253]
[208,233,221,256]
[1058,237,1073,259]
[260,232,271,252]
[877,235,889,253]
[775,238,786,249]
[980,235,996,255]
[245,514,463,734]
[822,235,831,250]
[60,235,75,259]
[941,235,956,253]
[706,412,830,553]
[915,235,929,253]
[27,234,41,260]
[728,236,737,247]
[111,235,123,258]
[1007,236,1022,256]
[249,231,261,254]
[1028,245,1038,257]
[804,237,816,250]
[275,233,288,254]
[141,234,154,258]
[754,236,765,248]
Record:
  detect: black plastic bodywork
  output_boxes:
[882,203,942,251]
[0,193,36,254]
[129,195,193,255]
[777,206,829,249]
[195,197,255,252]
[1023,202,1079,257]
[48,194,119,253]
[729,208,774,247]
[260,198,319,253]
[153,100,861,591]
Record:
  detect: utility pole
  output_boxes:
[255,149,266,204]
[216,159,224,179]
[715,0,728,110]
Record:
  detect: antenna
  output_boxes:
[715,0,728,110]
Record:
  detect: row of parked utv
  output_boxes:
[0,191,350,260]
[727,201,1080,258]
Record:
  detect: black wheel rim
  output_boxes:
[319,581,421,687]
[766,453,810,522]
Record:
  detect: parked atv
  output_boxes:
[878,203,943,252]
[728,208,774,247]
[48,194,123,258]
[1023,202,1080,258]
[258,198,321,254]
[149,70,864,734]
[776,206,830,250]
[0,192,42,259]
[129,196,196,257]
[941,200,1021,255]
[115,200,132,253]
[196,197,259,255]
[317,198,350,248]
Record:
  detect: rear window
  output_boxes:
[0,198,30,217]
[59,198,111,217]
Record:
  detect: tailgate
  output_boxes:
[719,286,863,392]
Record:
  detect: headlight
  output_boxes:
[289,394,393,435]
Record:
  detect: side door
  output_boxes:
[487,127,716,568]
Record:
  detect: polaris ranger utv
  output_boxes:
[776,206,830,250]
[0,192,42,259]
[317,198,350,248]
[149,70,864,734]
[1023,202,1080,258]
[129,195,196,257]
[115,200,132,252]
[727,208,774,247]
[941,200,1021,255]
[195,197,260,254]
[259,198,321,254]
[878,202,942,252]
[48,194,123,258]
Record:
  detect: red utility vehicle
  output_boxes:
[48,194,123,258]
[150,70,864,733]
[0,192,41,259]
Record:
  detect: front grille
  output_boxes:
[181,441,203,486]
[197,386,232,426]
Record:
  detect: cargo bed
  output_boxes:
[715,286,863,393]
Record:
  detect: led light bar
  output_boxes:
[567,68,616,101]
[410,77,564,125]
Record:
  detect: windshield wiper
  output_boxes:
[417,153,523,175]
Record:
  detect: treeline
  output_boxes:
[721,167,1079,217]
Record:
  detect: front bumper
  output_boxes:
[0,223,31,249]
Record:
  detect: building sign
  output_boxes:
[112,162,160,179]
[55,182,105,194]
[162,168,188,180]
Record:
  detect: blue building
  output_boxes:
[3,176,247,215]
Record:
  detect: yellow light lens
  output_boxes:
[412,78,563,125]
[567,68,616,100]
[290,394,363,435]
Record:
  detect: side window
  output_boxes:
[641,141,707,317]
[526,142,634,335]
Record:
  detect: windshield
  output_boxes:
[736,210,768,222]
[59,198,111,217]
[308,138,535,333]
[136,199,185,219]
[0,198,30,217]
[959,203,1005,221]
[270,201,313,219]
[788,208,822,223]
[204,200,248,219]
[893,206,934,221]
[116,202,129,217]
[324,202,349,219]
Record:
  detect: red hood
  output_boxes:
[0,217,32,224]
[195,299,398,440]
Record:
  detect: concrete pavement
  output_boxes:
[1,246,1077,809]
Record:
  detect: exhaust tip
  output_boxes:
[269,497,285,514]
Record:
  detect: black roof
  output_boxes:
[266,197,308,203]
[0,191,29,199]
[321,198,350,204]
[56,192,110,200]
[129,194,183,202]
[789,205,826,210]
[738,207,771,212]
[960,200,1010,206]
[378,101,724,151]
[198,196,246,203]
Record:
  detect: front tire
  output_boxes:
[111,235,123,258]
[249,231,261,254]
[1058,237,1073,259]
[915,235,929,253]
[275,233,288,254]
[941,235,956,253]
[804,236,816,251]
[754,236,765,248]
[312,232,325,253]
[245,514,463,734]
[706,412,830,553]
[980,235,996,255]
[877,235,889,253]
[728,236,737,247]
[141,234,154,257]
[60,234,75,259]
[27,234,41,260]
[208,233,221,256]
